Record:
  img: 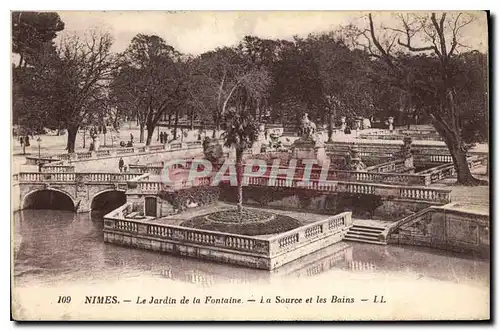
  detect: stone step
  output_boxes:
[351,224,386,231]
[349,226,385,234]
[343,235,387,245]
[346,230,380,238]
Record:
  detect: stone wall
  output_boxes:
[218,185,429,222]
[71,147,204,172]
[386,205,489,256]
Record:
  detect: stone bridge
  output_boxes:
[12,172,141,213]
[13,169,454,215]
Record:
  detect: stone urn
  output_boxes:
[354,119,361,131]
[340,116,346,130]
[388,117,394,131]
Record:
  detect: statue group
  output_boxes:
[298,113,317,139]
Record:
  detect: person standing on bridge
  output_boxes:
[130,133,134,144]
[119,157,124,172]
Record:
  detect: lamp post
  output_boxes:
[37,137,42,171]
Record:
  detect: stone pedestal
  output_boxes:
[402,135,414,170]
[345,143,366,171]
[292,139,327,166]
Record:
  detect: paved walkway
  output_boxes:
[432,166,489,214]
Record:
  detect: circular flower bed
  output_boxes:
[205,209,275,224]
[180,208,302,236]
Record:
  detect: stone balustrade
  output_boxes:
[17,172,143,183]
[359,133,443,141]
[104,203,352,268]
[104,214,271,256]
[366,159,406,173]
[26,142,204,165]
[41,164,75,173]
[18,172,76,182]
[16,168,452,203]
[268,212,352,256]
[117,147,135,155]
[416,155,487,184]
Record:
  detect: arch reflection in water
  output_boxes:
[23,189,75,211]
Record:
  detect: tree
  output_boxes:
[53,31,116,153]
[12,11,65,68]
[221,109,260,218]
[362,12,487,185]
[13,40,72,136]
[117,34,188,145]
[196,46,272,137]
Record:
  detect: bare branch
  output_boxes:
[368,14,395,68]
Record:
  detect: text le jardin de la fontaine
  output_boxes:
[75,295,387,305]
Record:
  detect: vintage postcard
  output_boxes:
[11,10,490,321]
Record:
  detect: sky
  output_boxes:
[52,11,488,56]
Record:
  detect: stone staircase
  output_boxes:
[343,224,387,245]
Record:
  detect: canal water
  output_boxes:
[13,209,489,288]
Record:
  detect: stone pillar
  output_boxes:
[94,136,100,151]
[340,116,346,131]
[350,144,360,165]
[402,135,414,170]
[388,117,394,132]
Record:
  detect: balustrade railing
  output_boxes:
[149,145,165,152]
[105,206,352,257]
[96,150,111,157]
[105,217,270,255]
[18,172,76,182]
[399,186,451,203]
[117,147,134,155]
[268,212,352,256]
[41,165,75,173]
[17,172,141,183]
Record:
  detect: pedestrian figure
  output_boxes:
[130,133,134,143]
[161,132,165,144]
[119,157,124,172]
[123,165,128,172]
[264,129,268,140]
[38,162,43,173]
[344,126,351,135]
[24,135,30,147]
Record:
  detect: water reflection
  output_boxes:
[13,210,489,289]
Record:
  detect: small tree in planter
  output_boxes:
[221,109,259,221]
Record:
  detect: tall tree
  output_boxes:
[362,12,487,185]
[117,34,188,145]
[55,31,116,152]
[12,11,65,68]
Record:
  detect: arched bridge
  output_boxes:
[12,172,141,213]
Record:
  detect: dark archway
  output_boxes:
[91,190,126,214]
[23,190,75,211]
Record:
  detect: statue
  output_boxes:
[298,113,317,139]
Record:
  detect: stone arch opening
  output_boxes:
[91,190,126,214]
[23,189,75,211]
